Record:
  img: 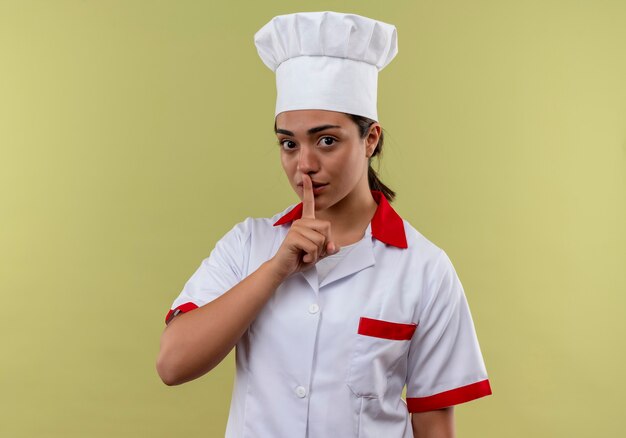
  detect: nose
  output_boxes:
[296,144,319,174]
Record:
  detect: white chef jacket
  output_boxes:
[165,190,492,438]
[315,240,359,283]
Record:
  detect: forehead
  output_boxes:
[275,109,352,132]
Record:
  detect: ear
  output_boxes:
[365,123,382,158]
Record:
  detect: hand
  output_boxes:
[268,174,340,279]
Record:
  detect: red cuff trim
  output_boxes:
[164,302,198,324]
[358,317,417,340]
[407,379,492,412]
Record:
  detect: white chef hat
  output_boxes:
[254,11,398,122]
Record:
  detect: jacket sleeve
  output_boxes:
[164,218,252,325]
[405,249,492,412]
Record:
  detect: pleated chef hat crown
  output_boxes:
[254,11,398,122]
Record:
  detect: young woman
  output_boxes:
[157,11,491,438]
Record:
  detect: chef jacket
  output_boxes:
[165,190,492,437]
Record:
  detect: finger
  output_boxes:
[296,238,319,264]
[324,221,336,255]
[308,220,336,257]
[294,227,327,251]
[294,218,329,235]
[301,173,315,219]
[326,241,339,255]
[293,221,329,256]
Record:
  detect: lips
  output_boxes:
[298,181,328,188]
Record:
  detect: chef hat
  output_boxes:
[254,11,398,122]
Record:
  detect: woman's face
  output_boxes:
[275,109,380,212]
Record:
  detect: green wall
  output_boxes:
[1,1,624,436]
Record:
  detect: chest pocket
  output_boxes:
[346,317,418,398]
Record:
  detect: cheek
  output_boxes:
[280,155,296,182]
[338,147,366,178]
[279,152,289,169]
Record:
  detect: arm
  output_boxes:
[156,174,338,386]
[156,259,286,386]
[411,407,455,438]
[405,250,491,431]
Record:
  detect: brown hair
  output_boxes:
[345,113,396,202]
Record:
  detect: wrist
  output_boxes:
[262,258,291,284]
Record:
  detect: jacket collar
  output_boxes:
[273,190,408,249]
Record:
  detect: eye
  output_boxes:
[318,136,337,147]
[278,139,297,151]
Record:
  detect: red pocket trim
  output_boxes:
[357,317,418,340]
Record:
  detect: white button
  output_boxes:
[308,303,320,314]
[295,386,307,398]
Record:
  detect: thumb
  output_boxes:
[327,241,340,255]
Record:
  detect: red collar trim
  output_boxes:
[273,190,408,249]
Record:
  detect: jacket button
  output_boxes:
[308,303,320,314]
[295,386,307,398]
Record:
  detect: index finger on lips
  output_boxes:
[301,173,315,219]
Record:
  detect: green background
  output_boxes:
[1,1,624,436]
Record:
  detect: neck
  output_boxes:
[316,185,378,246]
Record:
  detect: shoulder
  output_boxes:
[224,203,299,239]
[207,204,298,263]
[400,219,467,307]
[400,219,446,261]
[398,218,460,282]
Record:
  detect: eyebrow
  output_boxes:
[275,124,342,136]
